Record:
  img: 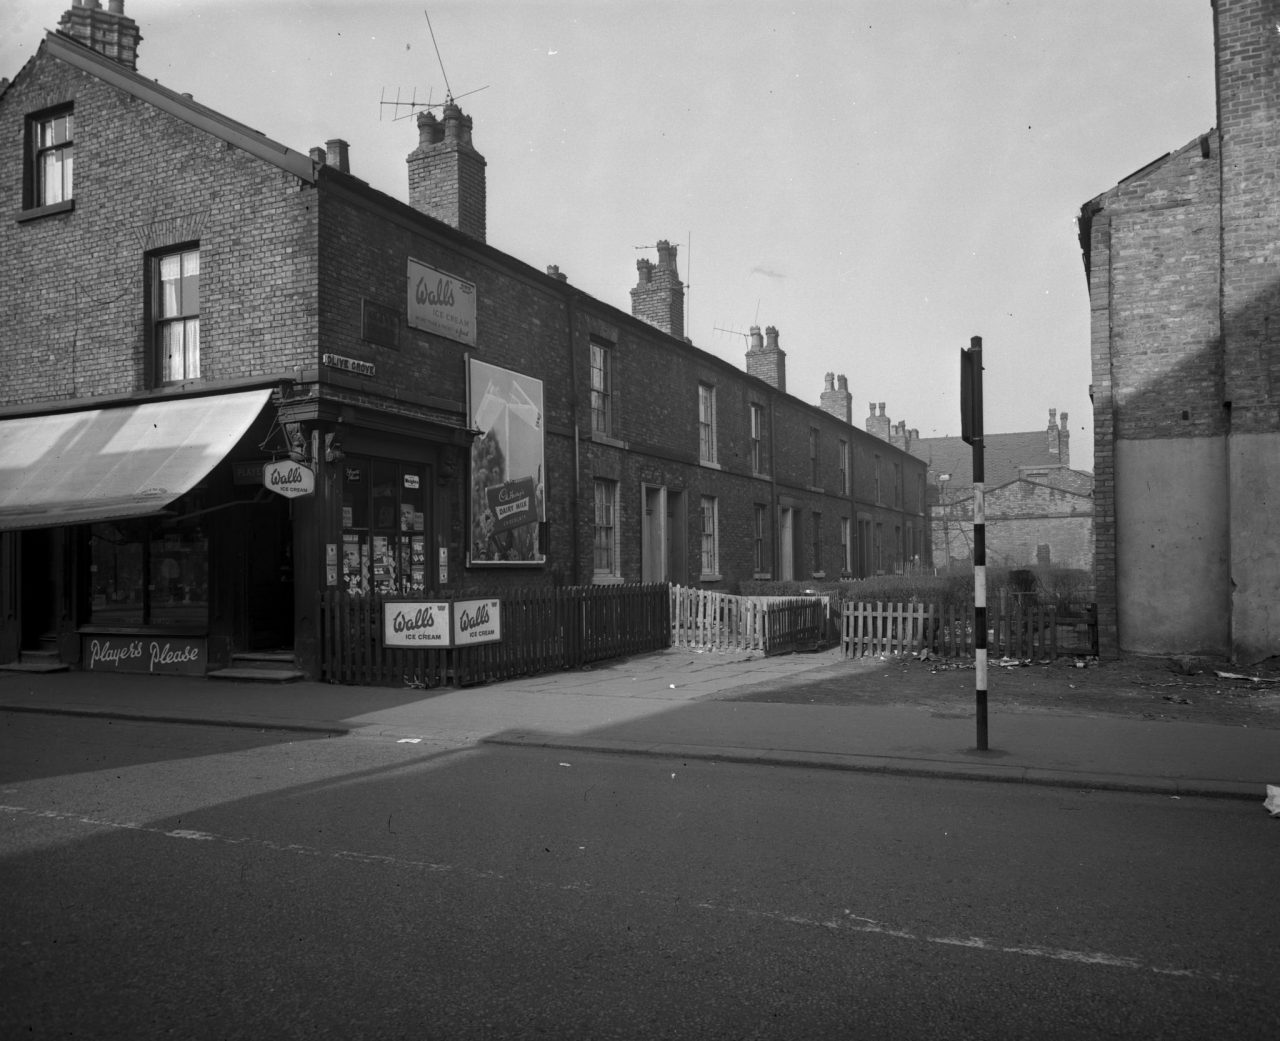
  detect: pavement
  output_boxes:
[1,647,1277,804]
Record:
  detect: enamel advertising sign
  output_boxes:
[406,258,477,346]
[263,460,315,498]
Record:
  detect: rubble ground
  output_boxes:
[727,650,1280,729]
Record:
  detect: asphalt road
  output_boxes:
[2,713,1276,1040]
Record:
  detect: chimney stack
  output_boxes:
[324,138,350,174]
[745,324,787,393]
[866,401,891,441]
[820,371,852,424]
[630,239,685,339]
[407,102,487,241]
[59,0,143,71]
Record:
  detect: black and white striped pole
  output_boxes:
[961,336,987,751]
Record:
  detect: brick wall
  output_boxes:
[0,49,318,408]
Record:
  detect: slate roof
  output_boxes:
[911,431,1065,490]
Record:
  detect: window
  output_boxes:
[811,512,822,575]
[698,383,717,464]
[839,440,849,495]
[894,462,903,507]
[750,403,765,474]
[700,495,718,576]
[340,458,428,595]
[841,517,852,576]
[753,503,768,573]
[874,455,882,505]
[88,499,209,628]
[590,342,611,435]
[155,247,201,382]
[593,478,619,576]
[30,108,74,208]
[809,428,820,486]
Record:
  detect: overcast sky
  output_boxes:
[4,1,1222,473]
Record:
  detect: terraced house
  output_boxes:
[0,1,926,680]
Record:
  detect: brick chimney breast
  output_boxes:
[820,370,852,424]
[325,138,350,174]
[629,240,685,339]
[406,103,487,241]
[745,324,786,393]
[59,0,143,71]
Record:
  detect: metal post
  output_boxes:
[961,336,987,751]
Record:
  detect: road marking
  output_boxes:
[0,803,1233,983]
[695,903,1233,983]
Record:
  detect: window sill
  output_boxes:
[590,432,626,449]
[699,460,722,471]
[17,199,74,223]
[592,573,624,585]
[752,572,772,581]
[699,573,723,583]
[811,572,826,580]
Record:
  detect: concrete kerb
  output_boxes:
[480,732,1260,801]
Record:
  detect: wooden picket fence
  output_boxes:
[842,599,1090,660]
[319,583,669,688]
[670,585,831,656]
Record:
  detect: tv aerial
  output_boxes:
[379,8,488,122]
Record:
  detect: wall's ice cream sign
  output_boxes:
[407,258,476,346]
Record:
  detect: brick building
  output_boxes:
[0,3,926,679]
[907,411,1094,571]
[1079,0,1280,663]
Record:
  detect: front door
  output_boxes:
[642,485,666,583]
[19,528,59,651]
[246,497,294,650]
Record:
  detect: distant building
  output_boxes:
[1078,0,1280,662]
[907,411,1094,571]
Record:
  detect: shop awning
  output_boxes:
[0,388,274,531]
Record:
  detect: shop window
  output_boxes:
[89,505,209,628]
[154,246,200,383]
[341,457,428,595]
[26,107,74,212]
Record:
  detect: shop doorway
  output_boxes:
[246,496,294,650]
[19,528,58,653]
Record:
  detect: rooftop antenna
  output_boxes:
[379,8,489,121]
[634,236,692,337]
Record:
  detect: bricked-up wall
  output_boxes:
[0,45,319,409]
[933,480,1094,571]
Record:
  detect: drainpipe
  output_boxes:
[564,290,582,586]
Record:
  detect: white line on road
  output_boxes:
[1,803,1233,984]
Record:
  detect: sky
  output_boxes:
[2,1,1222,474]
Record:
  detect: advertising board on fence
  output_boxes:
[382,601,451,648]
[381,599,502,649]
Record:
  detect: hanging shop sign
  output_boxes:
[381,598,503,649]
[406,257,477,346]
[263,460,315,498]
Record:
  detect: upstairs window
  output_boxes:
[29,108,74,209]
[839,439,849,495]
[698,384,717,464]
[809,427,820,486]
[590,342,612,435]
[155,247,200,382]
[749,403,765,474]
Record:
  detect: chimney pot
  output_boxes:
[837,374,848,391]
[309,146,327,165]
[1060,411,1068,428]
[878,402,886,416]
